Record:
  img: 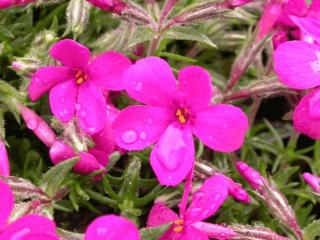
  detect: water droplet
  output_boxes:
[121,129,138,144]
[26,119,38,130]
[75,104,81,110]
[10,228,31,239]
[140,131,147,140]
[168,175,173,180]
[97,227,108,236]
[61,97,65,103]
[34,77,40,84]
[80,111,87,117]
[147,118,153,124]
[61,84,66,89]
[88,127,96,133]
[209,135,213,140]
[190,207,202,216]
[135,81,142,91]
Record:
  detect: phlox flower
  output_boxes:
[113,56,248,186]
[84,214,139,240]
[0,179,59,240]
[147,175,238,240]
[19,104,117,175]
[28,39,131,134]
[303,172,320,193]
[0,140,10,176]
[0,0,34,9]
[273,38,320,139]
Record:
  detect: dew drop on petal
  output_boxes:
[121,129,138,144]
[26,119,38,130]
[61,97,65,103]
[135,81,142,91]
[61,84,66,89]
[97,227,108,236]
[34,77,40,84]
[147,118,153,124]
[140,132,147,140]
[10,228,31,240]
[88,127,96,133]
[80,111,87,118]
[75,104,81,110]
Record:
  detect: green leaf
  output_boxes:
[126,26,156,49]
[158,52,197,63]
[140,223,172,240]
[40,157,79,198]
[303,220,320,240]
[164,26,217,48]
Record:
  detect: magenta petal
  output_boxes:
[124,56,179,107]
[88,148,109,167]
[0,180,13,229]
[308,0,320,20]
[185,175,229,223]
[150,124,194,186]
[113,105,171,150]
[28,66,71,101]
[290,16,320,43]
[274,40,320,89]
[147,203,179,227]
[49,79,77,122]
[91,121,116,155]
[0,141,10,176]
[76,82,107,134]
[89,51,132,91]
[192,222,238,239]
[84,215,140,240]
[74,152,104,174]
[293,89,320,139]
[303,172,320,193]
[181,226,209,240]
[20,232,59,240]
[50,39,90,68]
[192,104,248,152]
[0,215,57,240]
[178,66,213,112]
[49,141,75,165]
[226,176,251,204]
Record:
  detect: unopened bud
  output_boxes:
[66,0,91,36]
[231,225,289,240]
[303,172,320,193]
[0,0,35,9]
[19,105,57,147]
[11,58,41,75]
[235,161,264,190]
[226,177,251,204]
[192,222,238,239]
[86,0,127,14]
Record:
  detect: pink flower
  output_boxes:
[0,179,59,239]
[225,175,251,204]
[235,161,264,190]
[0,140,10,176]
[86,0,127,14]
[273,40,320,139]
[303,172,320,192]
[0,0,35,9]
[113,57,248,186]
[28,39,131,134]
[147,175,238,239]
[84,214,140,240]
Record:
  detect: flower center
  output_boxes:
[173,219,184,233]
[176,107,190,124]
[75,70,88,85]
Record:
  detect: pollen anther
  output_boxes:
[173,226,184,233]
[75,70,88,85]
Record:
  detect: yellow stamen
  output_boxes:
[76,70,82,78]
[176,110,187,124]
[174,219,184,225]
[76,77,85,85]
[173,226,184,233]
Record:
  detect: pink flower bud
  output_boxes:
[86,0,127,14]
[226,177,251,204]
[303,172,320,193]
[49,141,75,165]
[19,105,57,147]
[235,161,264,190]
[225,0,253,8]
[0,140,10,176]
[0,0,35,9]
[231,225,289,240]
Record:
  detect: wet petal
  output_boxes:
[178,66,213,112]
[88,148,109,167]
[28,66,71,101]
[181,226,209,240]
[0,215,57,240]
[76,82,107,134]
[307,0,320,20]
[185,175,229,223]
[0,180,14,229]
[147,203,179,227]
[49,141,75,165]
[50,39,90,68]
[49,79,77,122]
[124,56,178,107]
[0,141,10,176]
[113,105,171,150]
[192,222,238,239]
[74,152,104,174]
[290,16,320,43]
[84,215,140,240]
[274,40,320,89]
[89,51,132,91]
[192,104,248,152]
[293,89,320,139]
[91,121,116,156]
[150,124,194,186]
[21,232,59,240]
[303,172,320,193]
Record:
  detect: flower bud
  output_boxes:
[235,161,264,190]
[303,172,320,193]
[226,178,251,204]
[0,0,34,9]
[19,105,57,147]
[86,0,127,14]
[231,225,289,240]
[0,140,10,176]
[66,0,91,36]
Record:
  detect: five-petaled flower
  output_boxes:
[28,39,131,134]
[0,179,59,240]
[147,175,238,239]
[113,57,249,186]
